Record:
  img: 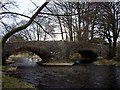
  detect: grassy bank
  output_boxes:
[1,66,34,89]
[93,58,120,66]
[2,75,34,88]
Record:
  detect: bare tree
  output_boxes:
[89,2,120,59]
[2,2,49,45]
[102,2,120,59]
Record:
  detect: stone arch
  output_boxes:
[3,46,52,63]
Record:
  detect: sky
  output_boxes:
[17,0,46,14]
[0,0,46,36]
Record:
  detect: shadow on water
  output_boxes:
[7,58,120,89]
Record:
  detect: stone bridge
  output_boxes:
[2,41,108,63]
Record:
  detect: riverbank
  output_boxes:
[1,66,34,89]
[93,59,120,66]
[6,54,120,66]
[2,75,34,88]
[2,56,120,89]
[10,62,120,88]
[1,57,120,89]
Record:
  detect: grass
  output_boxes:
[93,59,120,66]
[2,75,34,88]
[2,66,17,72]
[1,65,34,89]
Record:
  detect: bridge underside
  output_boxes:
[2,46,52,64]
[78,50,98,58]
[78,50,98,63]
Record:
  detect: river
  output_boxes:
[7,58,120,89]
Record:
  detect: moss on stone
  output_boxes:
[70,53,81,60]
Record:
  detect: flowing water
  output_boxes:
[7,58,120,89]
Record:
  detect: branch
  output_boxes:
[2,2,49,45]
[0,12,31,19]
[39,9,93,16]
[39,12,81,16]
[30,0,39,8]
[1,11,55,41]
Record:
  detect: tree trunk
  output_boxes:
[76,2,82,41]
[68,3,73,42]
[107,38,116,59]
[91,18,95,40]
[57,16,64,40]
[69,27,73,41]
[112,38,117,58]
[82,26,89,42]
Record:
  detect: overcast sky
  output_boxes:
[17,0,46,14]
[0,0,46,36]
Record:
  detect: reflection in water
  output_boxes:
[87,66,115,88]
[115,67,120,88]
[8,58,120,89]
[10,58,38,67]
